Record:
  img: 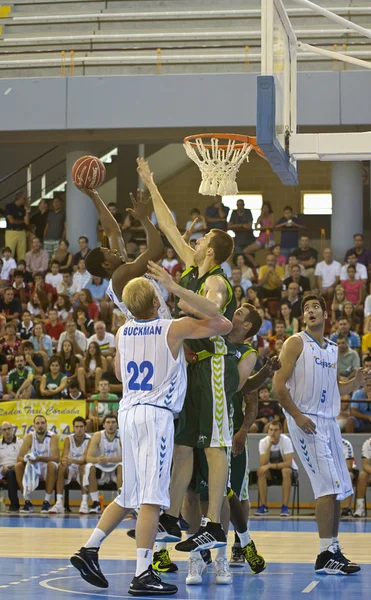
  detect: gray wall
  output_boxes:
[0,71,370,134]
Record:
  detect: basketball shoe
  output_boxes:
[215,557,232,584]
[152,549,178,573]
[242,540,266,574]
[89,501,101,514]
[70,547,108,588]
[315,549,361,575]
[186,556,207,585]
[20,500,34,513]
[229,543,245,567]
[175,518,226,552]
[49,501,65,514]
[127,517,181,543]
[40,500,51,513]
[128,566,177,596]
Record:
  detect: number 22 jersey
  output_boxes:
[117,317,187,415]
[285,331,340,419]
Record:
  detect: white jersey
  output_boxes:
[285,331,340,419]
[97,430,121,472]
[31,430,54,459]
[68,433,91,464]
[362,438,371,460]
[107,275,171,320]
[118,317,187,414]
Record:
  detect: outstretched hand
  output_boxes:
[182,217,199,243]
[126,189,148,221]
[74,183,98,198]
[354,367,371,389]
[137,157,155,189]
[265,356,281,374]
[147,261,175,292]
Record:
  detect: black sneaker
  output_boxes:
[242,539,266,574]
[128,565,177,596]
[175,521,226,552]
[20,500,34,513]
[40,500,51,514]
[7,505,20,513]
[229,543,245,568]
[336,550,361,571]
[89,501,101,514]
[179,514,190,531]
[314,550,361,575]
[127,529,136,540]
[70,547,109,588]
[157,513,181,543]
[200,549,212,566]
[152,549,178,573]
[341,507,353,517]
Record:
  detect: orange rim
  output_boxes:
[183,132,266,160]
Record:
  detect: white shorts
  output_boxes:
[83,463,119,487]
[39,461,58,482]
[287,414,353,501]
[115,405,174,510]
[65,464,81,486]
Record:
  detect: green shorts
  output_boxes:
[174,355,238,449]
[188,449,210,503]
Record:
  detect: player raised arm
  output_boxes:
[168,314,232,358]
[137,157,195,269]
[272,336,316,434]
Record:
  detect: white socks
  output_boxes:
[91,492,99,502]
[45,493,52,502]
[320,538,335,553]
[85,528,107,549]
[155,542,166,552]
[82,494,88,504]
[216,545,227,560]
[237,529,251,548]
[57,494,63,504]
[356,499,365,509]
[136,548,152,576]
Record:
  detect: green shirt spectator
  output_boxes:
[6,355,34,399]
[89,394,119,418]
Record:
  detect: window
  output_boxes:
[302,192,332,215]
[222,194,263,238]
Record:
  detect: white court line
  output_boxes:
[302,581,320,593]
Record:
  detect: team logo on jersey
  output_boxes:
[314,356,335,369]
[198,435,208,444]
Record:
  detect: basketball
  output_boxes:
[72,155,106,189]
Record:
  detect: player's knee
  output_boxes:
[359,470,368,483]
[257,467,267,478]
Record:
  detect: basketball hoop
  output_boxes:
[183,133,266,196]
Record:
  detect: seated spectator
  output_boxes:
[233,285,246,309]
[72,259,92,297]
[353,437,371,518]
[4,354,35,400]
[233,254,254,283]
[0,421,23,512]
[284,253,306,280]
[18,310,34,341]
[205,197,228,232]
[293,235,318,288]
[0,287,22,322]
[332,285,346,322]
[341,438,358,517]
[258,253,284,300]
[341,301,361,335]
[77,289,100,321]
[330,318,361,351]
[100,369,122,395]
[55,294,73,324]
[62,378,86,400]
[88,380,119,430]
[83,341,106,395]
[315,248,341,298]
[12,269,30,308]
[161,247,179,274]
[275,205,302,258]
[270,337,284,359]
[30,271,55,305]
[268,319,288,353]
[88,321,115,361]
[45,307,65,346]
[51,239,73,273]
[345,233,371,267]
[341,265,365,310]
[86,275,109,305]
[244,202,275,257]
[249,386,282,433]
[21,341,45,378]
[340,252,367,285]
[231,266,252,295]
[337,335,360,379]
[280,301,299,336]
[0,322,21,370]
[29,323,53,358]
[255,421,298,517]
[58,339,85,390]
[84,415,122,513]
[75,306,95,338]
[57,320,88,355]
[347,381,371,434]
[72,236,90,270]
[282,265,310,296]
[15,259,33,284]
[25,237,49,276]
[281,282,302,320]
[27,290,49,322]
[246,286,261,308]
[271,243,286,267]
[1,247,17,284]
[57,272,75,297]
[43,196,66,257]
[39,356,68,399]
[45,260,63,289]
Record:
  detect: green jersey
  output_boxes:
[90,394,119,418]
[7,366,33,393]
[225,340,256,431]
[45,372,64,391]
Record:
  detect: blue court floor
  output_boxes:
[0,516,370,599]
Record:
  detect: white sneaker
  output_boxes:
[215,557,232,585]
[186,556,207,585]
[79,501,89,514]
[354,506,366,518]
[48,502,65,514]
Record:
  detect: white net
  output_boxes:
[183,137,253,196]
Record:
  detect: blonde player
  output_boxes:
[48,416,91,514]
[71,277,232,596]
[273,294,369,575]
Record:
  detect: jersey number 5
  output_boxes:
[320,389,327,404]
[127,361,154,391]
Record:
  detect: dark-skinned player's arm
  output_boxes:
[110,195,165,299]
[76,186,128,262]
[272,336,316,434]
[242,356,281,393]
[137,157,195,269]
